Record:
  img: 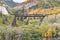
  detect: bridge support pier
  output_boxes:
[39,16,45,25]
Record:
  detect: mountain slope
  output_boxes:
[5,1,17,7]
[38,0,60,8]
[0,0,17,7]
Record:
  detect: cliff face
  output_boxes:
[0,6,9,15]
[26,0,38,7]
[13,0,39,10]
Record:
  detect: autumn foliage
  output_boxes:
[28,7,60,15]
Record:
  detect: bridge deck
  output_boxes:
[15,14,46,17]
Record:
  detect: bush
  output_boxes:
[0,27,24,40]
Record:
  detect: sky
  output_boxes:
[13,0,26,3]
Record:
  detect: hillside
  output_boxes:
[0,0,60,40]
[0,0,17,7]
[39,0,60,8]
[5,1,17,7]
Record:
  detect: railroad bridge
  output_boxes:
[11,7,60,26]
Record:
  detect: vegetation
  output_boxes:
[38,0,60,8]
[0,0,60,40]
[5,1,17,7]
